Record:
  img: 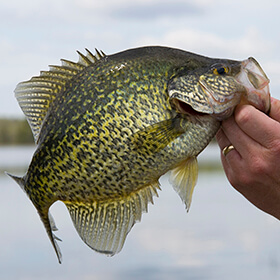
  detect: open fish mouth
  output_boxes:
[10,46,272,263]
[171,57,271,119]
[235,57,270,114]
[171,98,209,116]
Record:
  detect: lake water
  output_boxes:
[0,145,279,280]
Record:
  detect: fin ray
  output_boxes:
[6,172,63,263]
[14,49,106,142]
[39,209,63,263]
[170,157,198,211]
[132,117,185,154]
[65,182,160,255]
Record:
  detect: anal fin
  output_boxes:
[170,157,198,212]
[64,182,160,255]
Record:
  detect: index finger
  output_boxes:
[234,104,280,149]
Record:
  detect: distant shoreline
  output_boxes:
[0,118,33,145]
[0,118,218,146]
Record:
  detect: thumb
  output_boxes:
[269,97,280,122]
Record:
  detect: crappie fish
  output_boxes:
[8,46,270,263]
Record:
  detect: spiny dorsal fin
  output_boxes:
[169,157,198,212]
[14,49,106,142]
[65,182,160,255]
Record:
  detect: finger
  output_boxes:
[216,126,243,189]
[269,97,280,121]
[215,128,231,170]
[216,127,230,150]
[216,122,241,164]
[221,112,257,158]
[235,104,280,149]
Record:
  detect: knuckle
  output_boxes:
[270,138,280,154]
[248,154,270,178]
[215,128,223,144]
[229,156,267,187]
[236,171,254,187]
[235,106,251,126]
[227,167,252,187]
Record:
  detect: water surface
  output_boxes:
[0,145,279,280]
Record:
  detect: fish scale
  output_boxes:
[8,46,270,263]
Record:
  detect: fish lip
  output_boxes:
[197,80,240,119]
[199,57,271,115]
[170,80,236,118]
[170,57,271,118]
[236,57,271,113]
[239,58,270,90]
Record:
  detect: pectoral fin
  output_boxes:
[170,157,198,211]
[64,182,160,255]
[132,117,185,153]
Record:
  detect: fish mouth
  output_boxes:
[172,79,236,119]
[236,57,271,114]
[172,98,209,116]
[197,57,271,117]
[169,57,271,119]
[196,80,236,119]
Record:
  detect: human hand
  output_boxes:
[216,97,280,220]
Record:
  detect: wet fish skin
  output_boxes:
[24,47,222,204]
[9,46,270,263]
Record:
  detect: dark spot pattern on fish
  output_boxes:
[9,46,270,263]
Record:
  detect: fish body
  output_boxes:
[9,46,270,263]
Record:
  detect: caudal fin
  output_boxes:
[6,172,63,263]
[39,211,63,263]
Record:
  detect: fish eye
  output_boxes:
[213,66,229,75]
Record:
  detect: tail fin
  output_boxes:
[40,211,63,263]
[6,172,63,263]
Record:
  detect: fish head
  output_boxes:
[168,56,270,120]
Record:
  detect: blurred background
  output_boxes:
[1,0,280,279]
[1,0,280,118]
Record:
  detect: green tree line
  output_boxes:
[0,118,33,145]
[0,118,218,146]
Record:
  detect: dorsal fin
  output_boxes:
[14,49,106,142]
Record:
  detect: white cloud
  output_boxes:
[1,0,280,116]
[136,26,274,59]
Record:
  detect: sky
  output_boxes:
[1,0,280,117]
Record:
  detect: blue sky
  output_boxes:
[1,0,280,117]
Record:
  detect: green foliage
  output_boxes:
[0,118,34,145]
